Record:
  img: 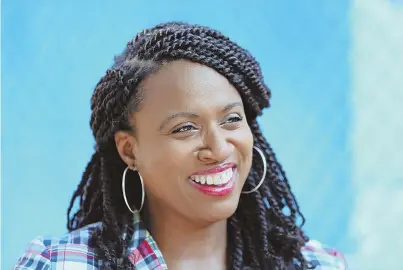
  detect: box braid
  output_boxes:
[67,22,311,270]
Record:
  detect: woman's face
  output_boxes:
[116,60,254,224]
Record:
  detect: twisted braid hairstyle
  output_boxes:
[67,22,310,270]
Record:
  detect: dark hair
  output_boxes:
[67,22,310,270]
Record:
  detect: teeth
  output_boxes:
[191,168,233,186]
[213,175,220,185]
[207,176,213,185]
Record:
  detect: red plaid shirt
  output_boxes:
[13,213,349,269]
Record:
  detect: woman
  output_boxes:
[14,22,348,270]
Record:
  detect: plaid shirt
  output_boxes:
[13,213,348,270]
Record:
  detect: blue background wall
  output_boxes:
[2,1,355,268]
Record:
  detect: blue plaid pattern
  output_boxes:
[13,213,348,269]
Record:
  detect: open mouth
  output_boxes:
[189,167,233,186]
[188,167,236,196]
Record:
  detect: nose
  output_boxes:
[197,127,232,163]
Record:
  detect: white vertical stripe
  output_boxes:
[349,0,403,269]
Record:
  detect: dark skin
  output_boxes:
[115,60,254,270]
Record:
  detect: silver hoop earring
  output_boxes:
[242,146,267,194]
[122,166,145,214]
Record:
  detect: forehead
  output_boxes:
[138,60,242,109]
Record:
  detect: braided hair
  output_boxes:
[67,22,310,270]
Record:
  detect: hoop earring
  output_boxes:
[122,166,145,214]
[242,146,267,194]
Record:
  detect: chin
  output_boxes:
[199,194,241,223]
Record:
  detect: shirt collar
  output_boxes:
[124,212,338,270]
[126,211,168,269]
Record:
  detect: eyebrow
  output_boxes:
[222,101,243,113]
[158,101,243,131]
[159,112,199,131]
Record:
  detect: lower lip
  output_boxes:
[189,168,236,197]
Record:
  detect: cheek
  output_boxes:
[245,135,254,172]
[135,139,191,192]
[231,125,254,177]
[239,124,254,154]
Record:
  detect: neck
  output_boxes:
[146,205,227,270]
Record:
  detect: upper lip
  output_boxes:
[191,162,237,176]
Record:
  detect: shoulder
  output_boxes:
[13,223,102,270]
[302,240,349,270]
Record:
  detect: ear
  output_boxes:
[115,130,138,168]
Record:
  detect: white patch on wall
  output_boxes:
[349,0,403,269]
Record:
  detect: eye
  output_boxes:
[224,114,243,124]
[171,124,197,134]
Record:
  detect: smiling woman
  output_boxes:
[13,22,348,270]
